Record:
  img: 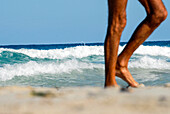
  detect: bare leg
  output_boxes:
[104,0,127,87]
[116,0,168,87]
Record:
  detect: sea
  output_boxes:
[0,41,170,88]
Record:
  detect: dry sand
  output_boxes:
[0,85,170,114]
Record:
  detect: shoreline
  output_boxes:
[0,85,170,114]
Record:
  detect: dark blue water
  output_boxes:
[0,41,169,50]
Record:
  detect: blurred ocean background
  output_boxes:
[0,41,170,88]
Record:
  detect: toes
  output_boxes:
[137,83,145,88]
[127,83,145,88]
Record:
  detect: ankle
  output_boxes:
[117,57,128,68]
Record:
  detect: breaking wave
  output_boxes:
[0,60,103,81]
[0,44,169,84]
[0,45,170,60]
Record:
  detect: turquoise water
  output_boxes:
[0,41,170,87]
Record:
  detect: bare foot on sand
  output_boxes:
[115,63,139,87]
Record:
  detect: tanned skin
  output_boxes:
[105,0,168,87]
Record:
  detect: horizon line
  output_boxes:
[0,40,170,46]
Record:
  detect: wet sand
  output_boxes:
[0,85,170,114]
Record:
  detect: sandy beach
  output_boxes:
[0,85,170,114]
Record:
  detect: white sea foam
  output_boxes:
[0,60,103,81]
[0,55,169,81]
[0,46,104,59]
[134,45,170,57]
[0,45,170,81]
[129,56,170,69]
[0,45,170,59]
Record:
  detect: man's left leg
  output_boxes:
[116,0,168,87]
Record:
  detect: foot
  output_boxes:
[116,63,139,87]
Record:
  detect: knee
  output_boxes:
[147,9,168,27]
[108,13,127,35]
[119,15,127,30]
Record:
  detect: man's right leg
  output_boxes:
[105,0,128,87]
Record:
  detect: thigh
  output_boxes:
[138,0,167,14]
[108,0,128,26]
[108,0,128,16]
